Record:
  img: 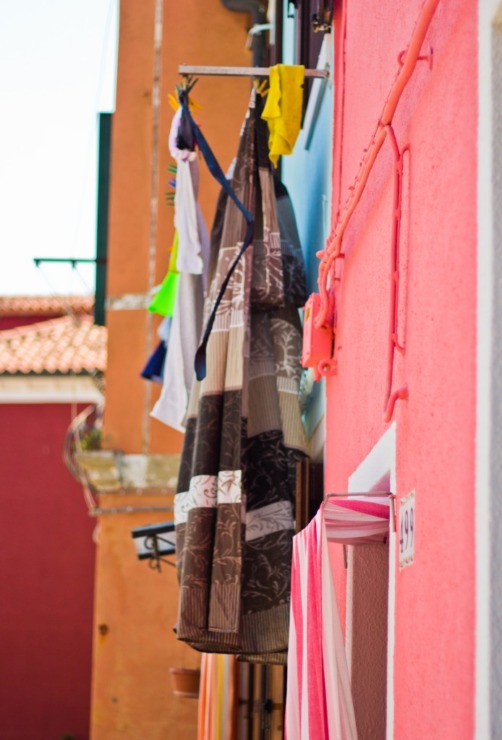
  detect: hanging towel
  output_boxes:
[174,91,308,661]
[151,272,205,431]
[261,64,305,167]
[323,497,391,545]
[151,107,210,430]
[175,160,205,274]
[285,505,358,740]
[168,105,210,282]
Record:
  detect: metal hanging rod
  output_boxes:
[178,64,329,79]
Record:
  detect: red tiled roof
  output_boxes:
[0,315,107,375]
[0,295,94,317]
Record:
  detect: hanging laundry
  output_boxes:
[148,230,180,317]
[285,502,359,740]
[150,102,210,431]
[261,64,305,168]
[197,653,239,740]
[323,496,391,545]
[140,316,171,384]
[168,105,211,280]
[142,231,180,385]
[175,159,205,274]
[174,90,308,661]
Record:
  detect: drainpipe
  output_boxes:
[220,0,268,67]
[94,113,112,327]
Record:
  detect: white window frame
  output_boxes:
[346,422,397,740]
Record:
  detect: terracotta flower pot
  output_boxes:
[169,667,201,699]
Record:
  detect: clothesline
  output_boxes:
[178,64,329,79]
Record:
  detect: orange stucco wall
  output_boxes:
[92,1,253,737]
[103,0,252,457]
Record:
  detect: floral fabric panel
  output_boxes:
[175,92,308,662]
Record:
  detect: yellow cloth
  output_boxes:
[261,64,305,167]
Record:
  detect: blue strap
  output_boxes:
[179,97,254,381]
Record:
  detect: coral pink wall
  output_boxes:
[325,1,477,737]
[0,404,95,740]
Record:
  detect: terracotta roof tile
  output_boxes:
[0,295,94,317]
[0,315,107,375]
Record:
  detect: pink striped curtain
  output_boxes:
[323,497,390,545]
[285,499,390,739]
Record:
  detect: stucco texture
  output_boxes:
[325,1,477,737]
[93,1,255,738]
[0,404,95,740]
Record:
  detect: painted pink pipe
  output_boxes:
[316,0,441,329]
[384,388,409,423]
[384,124,407,417]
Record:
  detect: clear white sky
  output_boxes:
[0,0,118,296]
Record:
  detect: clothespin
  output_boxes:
[168,91,202,113]
[254,78,270,97]
[177,74,198,99]
[169,75,202,112]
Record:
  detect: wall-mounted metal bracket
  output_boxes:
[398,45,433,70]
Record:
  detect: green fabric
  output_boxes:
[149,232,180,316]
[149,272,180,316]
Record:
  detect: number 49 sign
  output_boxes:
[399,491,415,569]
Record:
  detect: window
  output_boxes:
[289,0,333,111]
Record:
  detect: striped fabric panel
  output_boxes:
[175,474,218,524]
[209,308,246,333]
[240,601,291,656]
[217,470,242,504]
[285,509,358,740]
[185,377,202,419]
[177,507,220,636]
[242,650,288,666]
[178,589,242,648]
[224,324,246,390]
[208,567,242,632]
[248,357,277,379]
[285,541,302,736]
[247,373,282,438]
[277,376,301,393]
[255,168,283,305]
[269,311,307,454]
[270,314,303,384]
[245,500,294,542]
[197,653,239,740]
[323,500,390,544]
[277,390,308,454]
[175,92,308,661]
[201,326,246,395]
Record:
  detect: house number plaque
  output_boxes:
[399,490,415,569]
